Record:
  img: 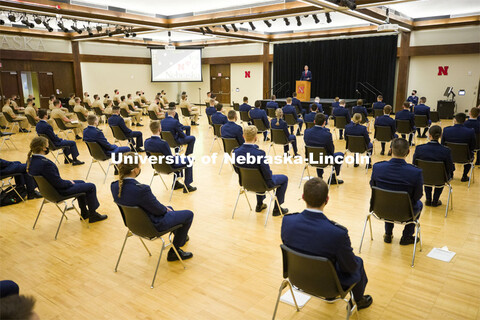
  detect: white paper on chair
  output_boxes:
[302,176,314,180]
[70,120,79,124]
[427,246,456,262]
[280,288,311,308]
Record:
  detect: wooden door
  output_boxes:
[0,71,22,107]
[210,64,231,104]
[38,72,55,109]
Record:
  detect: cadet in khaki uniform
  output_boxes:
[51,100,83,139]
[119,96,142,126]
[113,89,121,105]
[9,95,24,112]
[74,97,89,117]
[2,98,29,132]
[148,98,165,119]
[103,94,110,106]
[134,92,148,114]
[205,92,212,105]
[49,95,56,110]
[179,94,199,125]
[92,95,104,111]
[83,92,93,108]
[68,94,76,107]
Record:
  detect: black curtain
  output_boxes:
[273,35,397,104]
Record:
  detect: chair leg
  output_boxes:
[359,213,372,253]
[32,199,46,229]
[411,222,421,267]
[103,161,112,184]
[10,180,25,202]
[151,240,166,289]
[272,280,294,320]
[218,154,225,174]
[264,192,275,227]
[468,163,474,188]
[149,172,156,187]
[114,230,131,272]
[445,184,452,218]
[72,202,89,228]
[298,165,307,188]
[345,291,359,320]
[139,238,152,256]
[209,137,216,153]
[232,188,242,219]
[267,142,273,156]
[54,205,67,240]
[169,240,186,269]
[244,189,252,211]
[169,175,178,201]
[85,159,94,180]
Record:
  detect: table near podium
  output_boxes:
[296,81,311,102]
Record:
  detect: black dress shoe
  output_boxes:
[431,200,442,207]
[328,178,344,185]
[461,176,470,182]
[354,164,359,167]
[255,203,267,212]
[356,295,373,310]
[421,135,428,138]
[383,234,393,243]
[72,159,85,166]
[399,235,419,245]
[80,211,89,220]
[75,135,82,140]
[380,151,385,156]
[387,149,392,156]
[167,248,193,261]
[89,212,108,223]
[173,181,185,190]
[27,190,43,200]
[425,200,432,206]
[136,123,144,127]
[296,132,303,136]
[64,158,72,164]
[183,185,197,193]
[136,148,145,153]
[20,128,30,133]
[273,207,288,216]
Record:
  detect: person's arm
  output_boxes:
[263,113,269,128]
[237,126,245,145]
[139,185,168,217]
[45,161,74,189]
[446,149,455,178]
[96,131,115,151]
[119,118,132,135]
[335,233,360,276]
[363,127,371,145]
[327,133,335,155]
[469,132,476,152]
[259,153,274,187]
[413,170,424,202]
[175,121,187,139]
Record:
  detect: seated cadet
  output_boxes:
[27,136,107,222]
[304,103,319,124]
[68,93,75,108]
[239,96,252,113]
[83,92,92,108]
[205,91,212,105]
[212,104,228,125]
[111,152,193,261]
[179,93,199,126]
[51,99,83,139]
[407,90,419,110]
[249,100,270,141]
[140,91,150,106]
[232,126,288,215]
[145,121,197,193]
[83,115,131,175]
[266,95,279,110]
[103,99,113,116]
[36,109,84,166]
[48,94,56,110]
[352,99,369,124]
[304,113,344,185]
[282,97,303,136]
[332,99,352,140]
[0,159,42,199]
[413,125,454,207]
[442,112,476,182]
[161,107,196,156]
[73,97,89,120]
[103,94,110,106]
[92,94,105,113]
[374,105,398,156]
[205,99,217,118]
[148,98,165,119]
[311,97,324,114]
[0,280,19,298]
[291,92,305,117]
[372,95,386,113]
[221,110,245,146]
[133,91,146,111]
[395,102,416,146]
[282,178,373,310]
[119,95,142,126]
[2,98,29,132]
[414,96,431,138]
[464,107,480,165]
[108,106,144,152]
[271,108,298,156]
[331,96,340,109]
[113,89,121,105]
[345,113,373,168]
[370,138,423,245]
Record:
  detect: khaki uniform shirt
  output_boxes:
[24,106,38,119]
[68,98,75,106]
[83,97,92,106]
[74,104,88,115]
[2,104,15,117]
[92,100,104,110]
[119,102,129,112]
[51,108,67,119]
[127,99,135,108]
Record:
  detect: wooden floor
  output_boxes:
[1,107,479,320]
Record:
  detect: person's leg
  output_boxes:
[432,187,444,204]
[297,119,303,134]
[272,174,288,210]
[155,209,193,249]
[339,129,344,139]
[283,144,289,154]
[182,125,191,136]
[476,150,480,165]
[68,181,100,214]
[130,131,143,148]
[402,203,422,238]
[332,152,344,176]
[178,136,195,155]
[350,257,368,303]
[256,194,266,207]
[462,164,472,180]
[424,186,433,203]
[263,131,268,141]
[289,135,298,155]
[422,127,428,137]
[401,134,406,139]
[380,142,386,154]
[56,140,73,160]
[416,128,421,136]
[173,156,193,186]
[384,222,394,235]
[289,125,294,135]
[316,168,324,178]
[18,116,29,129]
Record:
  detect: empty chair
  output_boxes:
[148,152,190,201]
[253,118,269,141]
[373,125,393,155]
[414,115,429,135]
[210,124,223,152]
[359,186,422,267]
[239,111,251,126]
[333,116,347,140]
[84,141,117,183]
[272,244,359,320]
[114,204,185,288]
[345,135,370,172]
[430,111,440,123]
[0,131,17,150]
[53,118,75,139]
[396,119,416,146]
[445,142,475,188]
[219,138,239,174]
[38,134,70,165]
[299,146,338,189]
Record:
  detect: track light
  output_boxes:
[284,17,290,26]
[86,26,94,36]
[8,13,16,22]
[325,12,332,23]
[96,24,102,32]
[205,26,213,33]
[107,29,113,37]
[200,27,205,35]
[295,16,301,26]
[57,20,68,32]
[34,16,42,24]
[131,32,136,37]
[231,24,238,32]
[248,21,256,30]
[334,0,356,10]
[0,19,4,25]
[71,22,82,34]
[264,20,272,27]
[43,20,53,32]
[222,24,229,32]
[21,16,34,28]
[312,14,320,24]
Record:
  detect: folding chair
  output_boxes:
[333,116,347,140]
[414,115,429,136]
[373,108,383,119]
[345,135,371,173]
[110,125,135,152]
[299,146,339,189]
[396,119,416,146]
[84,141,117,183]
[284,114,297,135]
[0,173,26,202]
[53,118,75,139]
[0,131,17,150]
[148,152,189,201]
[38,134,70,165]
[160,131,185,155]
[373,125,393,155]
[219,138,239,174]
[239,111,251,127]
[268,128,292,156]
[253,118,269,142]
[2,112,22,133]
[210,124,223,152]
[445,142,475,188]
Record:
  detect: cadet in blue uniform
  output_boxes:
[36,109,85,166]
[414,97,431,138]
[311,97,324,113]
[282,97,303,136]
[352,99,369,123]
[266,95,279,110]
[211,104,228,125]
[108,106,144,152]
[0,159,42,199]
[413,125,454,207]
[464,107,480,165]
[161,107,196,155]
[300,65,312,81]
[395,102,416,146]
[249,100,270,141]
[304,113,344,184]
[205,99,217,117]
[291,92,305,117]
[304,103,319,124]
[374,105,398,155]
[281,178,372,310]
[345,113,372,168]
[332,99,351,140]
[27,136,107,222]
[239,96,252,113]
[372,95,386,112]
[232,125,288,215]
[370,138,423,245]
[111,153,193,261]
[221,110,245,146]
[407,90,419,110]
[331,97,340,109]
[270,108,298,156]
[442,112,476,182]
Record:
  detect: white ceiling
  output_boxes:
[386,0,480,19]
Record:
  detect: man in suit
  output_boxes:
[464,107,480,165]
[442,112,476,182]
[332,99,351,140]
[145,120,197,193]
[282,97,303,136]
[179,93,199,126]
[266,95,279,110]
[51,100,83,139]
[108,106,144,152]
[205,99,217,117]
[407,90,419,109]
[282,178,372,310]
[374,105,398,156]
[414,97,431,138]
[232,125,288,215]
[0,159,42,199]
[221,110,245,146]
[413,125,454,207]
[249,100,270,141]
[161,107,196,156]
[36,109,84,166]
[395,102,416,146]
[304,113,344,185]
[372,95,386,112]
[370,138,423,245]
[345,113,372,168]
[211,103,228,126]
[300,65,312,81]
[271,108,298,156]
[291,92,305,117]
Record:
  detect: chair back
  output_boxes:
[120,108,130,118]
[346,135,367,153]
[445,142,472,164]
[360,113,367,124]
[212,124,223,138]
[239,111,251,122]
[149,152,178,175]
[3,112,15,123]
[395,119,413,134]
[415,159,448,186]
[38,133,62,151]
[207,115,213,126]
[117,204,160,239]
[373,109,384,118]
[83,102,91,111]
[271,128,289,145]
[75,112,87,123]
[334,116,347,129]
[66,104,74,113]
[236,167,270,193]
[53,118,69,131]
[26,114,38,126]
[284,113,296,126]
[180,107,191,117]
[222,138,239,154]
[280,245,347,299]
[305,121,315,129]
[148,110,158,120]
[93,107,103,117]
[267,108,276,118]
[374,125,393,142]
[414,115,428,128]
[110,125,128,141]
[134,101,141,108]
[294,105,302,116]
[304,146,332,168]
[85,141,109,161]
[370,186,415,223]
[233,103,240,111]
[113,101,119,107]
[253,118,268,132]
[476,133,480,150]
[160,131,180,148]
[430,111,440,123]
[32,175,63,203]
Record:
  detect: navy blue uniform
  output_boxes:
[374,115,398,153]
[304,111,316,124]
[271,118,298,155]
[300,70,312,81]
[239,103,252,113]
[107,114,143,149]
[310,102,323,114]
[292,97,305,117]
[395,109,416,144]
[83,125,130,160]
[414,104,431,136]
[372,101,386,110]
[221,121,245,146]
[205,106,216,117]
[413,141,454,203]
[345,123,373,165]
[250,108,270,140]
[0,159,37,194]
[370,158,423,237]
[331,102,340,109]
[111,178,193,249]
[161,114,196,155]
[282,209,368,301]
[36,120,79,159]
[211,111,228,125]
[352,106,369,122]
[407,95,418,106]
[266,101,279,109]
[304,125,343,178]
[464,118,480,164]
[442,124,476,178]
[282,104,303,135]
[332,106,351,139]
[232,144,288,209]
[28,155,99,213]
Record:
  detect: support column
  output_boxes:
[262,43,270,99]
[395,31,411,112]
[71,41,83,96]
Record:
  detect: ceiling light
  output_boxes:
[248,22,256,30]
[57,20,69,32]
[0,19,4,25]
[335,0,356,10]
[107,29,113,37]
[205,26,213,33]
[71,22,82,34]
[264,20,272,28]
[231,24,238,32]
[200,27,205,35]
[222,24,229,32]
[87,26,94,36]
[131,32,136,37]
[43,20,53,32]
[325,12,332,23]
[96,25,102,32]
[8,13,16,22]
[296,16,302,26]
[284,17,290,26]
[312,14,320,24]
[21,16,34,28]
[34,16,42,24]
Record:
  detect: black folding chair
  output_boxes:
[148,110,159,121]
[219,138,239,174]
[373,125,393,155]
[0,131,17,150]
[25,114,38,133]
[209,123,223,152]
[114,204,186,288]
[232,166,283,226]
[239,111,251,126]
[299,146,338,189]
[359,186,422,267]
[0,173,26,202]
[445,142,475,188]
[345,135,370,173]
[430,111,440,123]
[75,111,88,126]
[414,115,429,135]
[84,141,117,183]
[53,117,75,139]
[268,128,291,156]
[180,107,193,125]
[284,113,297,134]
[233,103,240,111]
[373,108,384,119]
[253,118,269,142]
[148,152,189,201]
[305,121,315,129]
[93,107,106,124]
[333,116,347,140]
[110,125,135,152]
[38,133,70,165]
[272,244,359,320]
[119,108,132,120]
[3,112,23,133]
[267,108,276,118]
[83,102,91,111]
[415,159,453,217]
[160,131,184,155]
[395,119,416,146]
[32,175,89,240]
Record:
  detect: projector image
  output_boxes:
[377,24,399,32]
[165,44,176,50]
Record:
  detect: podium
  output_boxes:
[296,81,311,102]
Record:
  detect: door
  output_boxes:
[210,64,231,104]
[38,72,55,109]
[0,71,22,107]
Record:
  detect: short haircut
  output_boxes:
[377,95,383,100]
[391,138,410,157]
[471,107,480,118]
[94,94,99,99]
[357,99,363,106]
[403,101,410,109]
[227,110,236,120]
[216,104,223,111]
[292,92,297,97]
[69,93,75,98]
[420,97,426,103]
[339,99,346,105]
[303,178,328,208]
[412,90,417,93]
[310,104,318,112]
[168,102,176,109]
[150,120,160,133]
[0,295,36,320]
[315,97,320,103]
[127,93,132,98]
[87,114,97,125]
[254,100,261,108]
[112,106,120,112]
[352,113,362,124]
[27,98,33,103]
[384,105,392,114]
[121,95,126,101]
[455,112,467,124]
[114,89,119,93]
[429,125,442,140]
[207,91,211,95]
[243,96,248,102]
[244,125,257,141]
[50,94,55,100]
[104,94,109,98]
[181,94,187,100]
[286,97,292,104]
[271,95,276,100]
[75,97,81,103]
[334,97,339,102]
[210,98,216,105]
[53,99,61,106]
[314,113,326,126]
[38,109,48,119]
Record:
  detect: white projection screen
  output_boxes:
[150,48,202,82]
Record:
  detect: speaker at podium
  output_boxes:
[296,81,311,102]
